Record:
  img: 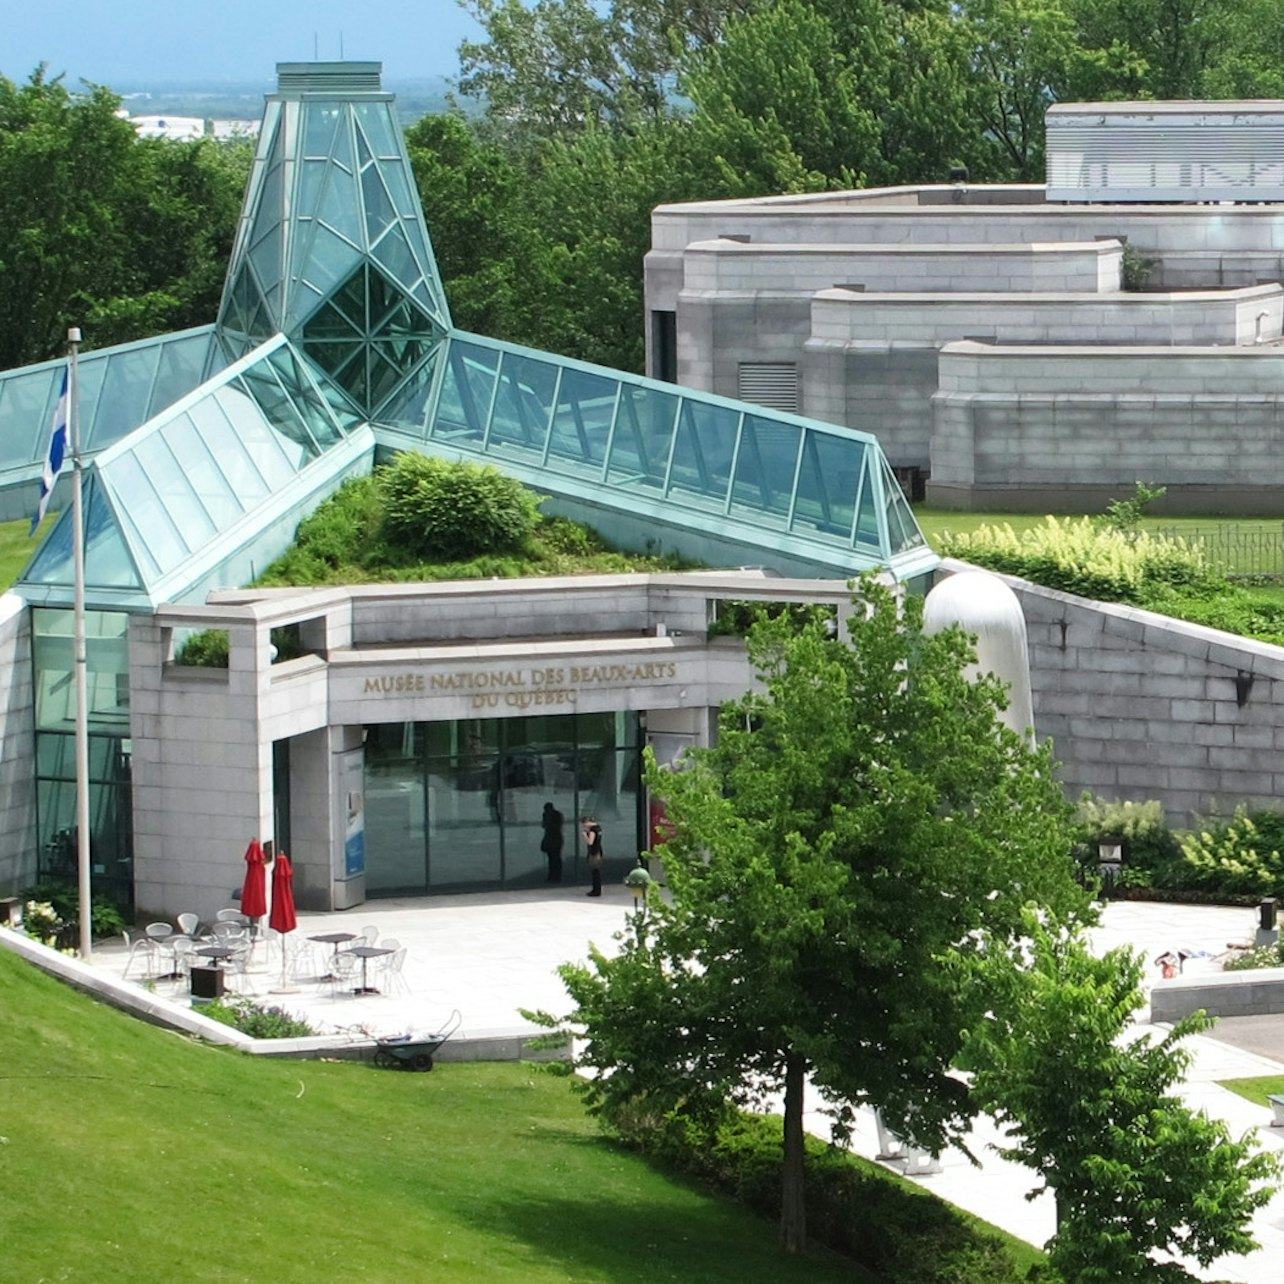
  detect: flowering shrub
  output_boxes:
[21,900,65,945]
[938,517,1215,603]
[1179,812,1284,897]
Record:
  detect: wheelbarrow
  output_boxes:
[372,1009,461,1071]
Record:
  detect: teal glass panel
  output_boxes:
[224,267,271,339]
[189,397,271,505]
[428,342,493,441]
[297,222,362,295]
[327,345,370,409]
[90,345,160,448]
[606,384,677,492]
[26,477,143,589]
[880,457,926,553]
[332,267,369,331]
[372,223,423,297]
[303,103,342,157]
[367,267,406,334]
[298,161,328,222]
[165,414,244,527]
[74,358,109,451]
[149,331,217,416]
[0,367,53,468]
[268,346,345,448]
[730,415,800,525]
[381,163,418,218]
[107,453,183,577]
[130,432,217,549]
[668,399,738,508]
[304,299,362,340]
[372,337,426,383]
[489,352,557,462]
[32,609,131,730]
[306,339,362,380]
[379,356,440,439]
[360,141,398,246]
[854,455,881,551]
[792,433,861,539]
[317,164,362,246]
[548,368,616,473]
[375,298,430,344]
[239,367,319,466]
[214,383,296,487]
[249,223,284,319]
[355,102,400,158]
[369,348,406,408]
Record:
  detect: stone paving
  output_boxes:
[91,892,1284,1283]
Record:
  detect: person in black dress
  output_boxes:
[582,816,603,897]
[540,802,564,882]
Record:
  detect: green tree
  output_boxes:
[0,67,248,367]
[548,579,1090,1254]
[964,914,1279,1282]
[456,0,756,139]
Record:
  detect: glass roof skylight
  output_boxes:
[11,60,935,609]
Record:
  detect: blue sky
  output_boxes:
[1,0,482,86]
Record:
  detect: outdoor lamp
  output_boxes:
[1,896,20,928]
[624,865,654,905]
[1097,836,1124,871]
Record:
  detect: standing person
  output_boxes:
[582,815,604,897]
[540,802,564,883]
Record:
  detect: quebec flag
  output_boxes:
[31,365,70,536]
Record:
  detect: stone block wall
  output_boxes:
[0,594,35,893]
[932,342,1284,510]
[938,560,1284,822]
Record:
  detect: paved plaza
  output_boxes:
[89,892,1284,1283]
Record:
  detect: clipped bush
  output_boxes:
[1179,810,1284,897]
[378,453,542,561]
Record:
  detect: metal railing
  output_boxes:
[1153,524,1284,578]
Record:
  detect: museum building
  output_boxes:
[0,63,934,920]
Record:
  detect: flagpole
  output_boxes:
[68,325,92,960]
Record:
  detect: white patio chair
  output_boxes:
[176,912,201,937]
[121,929,157,980]
[327,951,359,998]
[376,948,410,998]
[168,936,196,986]
[358,925,379,947]
[380,938,400,952]
[145,922,178,979]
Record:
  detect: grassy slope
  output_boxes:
[0,948,863,1284]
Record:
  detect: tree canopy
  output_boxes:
[543,580,1091,1253]
[0,68,248,368]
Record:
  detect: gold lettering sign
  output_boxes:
[361,660,678,701]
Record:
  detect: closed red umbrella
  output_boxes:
[269,851,297,934]
[269,851,299,992]
[239,838,268,920]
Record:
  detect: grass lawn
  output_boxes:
[1219,1076,1284,1108]
[0,512,50,589]
[913,507,1284,545]
[0,948,867,1283]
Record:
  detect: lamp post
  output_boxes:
[1097,834,1124,896]
[624,862,654,944]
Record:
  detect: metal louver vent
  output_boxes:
[276,62,383,94]
[738,362,798,413]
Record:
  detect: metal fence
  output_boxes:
[1153,524,1284,577]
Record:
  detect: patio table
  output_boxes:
[309,931,357,981]
[342,945,395,995]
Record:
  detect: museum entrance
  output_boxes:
[362,711,642,895]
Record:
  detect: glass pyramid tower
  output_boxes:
[11,61,935,612]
